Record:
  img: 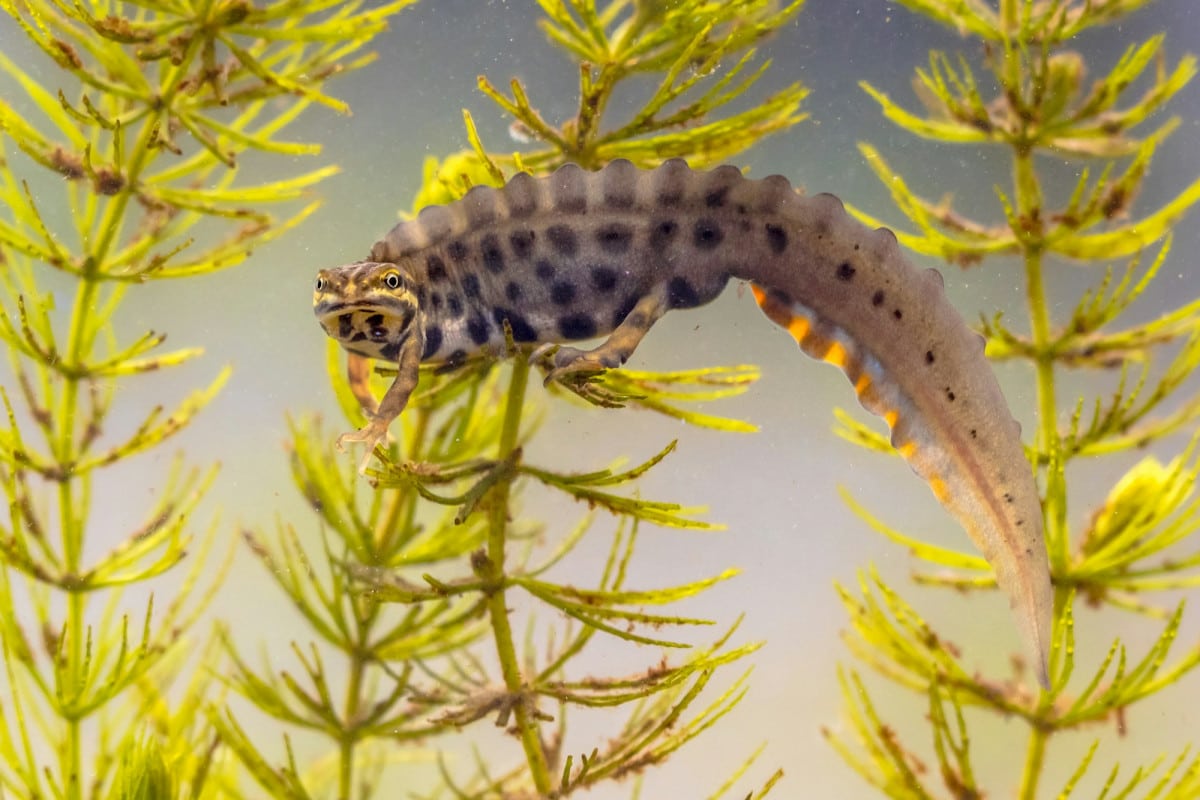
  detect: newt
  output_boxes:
[313,158,1054,687]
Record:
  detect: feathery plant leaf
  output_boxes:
[234,0,809,796]
[831,0,1200,797]
[0,0,405,796]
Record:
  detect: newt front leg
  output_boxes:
[337,332,424,472]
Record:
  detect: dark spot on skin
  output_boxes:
[536,260,556,281]
[555,192,586,214]
[430,293,443,310]
[650,219,678,250]
[399,305,416,333]
[736,203,749,215]
[551,282,577,306]
[1004,493,1014,503]
[366,313,384,327]
[427,255,448,282]
[767,288,791,309]
[467,314,490,345]
[505,282,523,302]
[705,187,729,208]
[596,223,633,254]
[612,293,640,328]
[546,225,578,257]
[422,326,443,359]
[462,274,481,299]
[945,387,956,402]
[657,189,683,207]
[504,176,538,218]
[836,262,856,281]
[765,223,787,254]
[481,234,505,273]
[970,429,978,439]
[872,290,885,306]
[558,313,597,340]
[926,350,936,364]
[1016,519,1024,527]
[350,331,367,342]
[668,276,701,309]
[447,295,464,318]
[447,240,469,263]
[693,219,724,250]
[590,266,618,293]
[492,307,539,342]
[854,244,861,250]
[510,229,536,259]
[893,308,903,320]
[605,188,635,209]
[338,314,352,338]
[379,340,402,361]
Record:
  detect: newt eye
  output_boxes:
[383,272,402,290]
[314,276,325,291]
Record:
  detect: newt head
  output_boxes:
[313,261,420,363]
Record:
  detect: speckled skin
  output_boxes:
[313,158,1053,688]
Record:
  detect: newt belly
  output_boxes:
[312,158,1054,688]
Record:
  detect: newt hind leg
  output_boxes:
[536,284,670,382]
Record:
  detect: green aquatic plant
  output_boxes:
[229,0,806,796]
[826,0,1200,796]
[0,0,409,796]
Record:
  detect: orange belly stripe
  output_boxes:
[787,315,811,342]
[929,476,950,502]
[823,341,849,369]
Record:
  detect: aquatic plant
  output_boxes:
[0,0,410,796]
[227,0,811,796]
[825,0,1200,796]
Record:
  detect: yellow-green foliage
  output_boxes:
[826,1,1200,798]
[227,1,806,798]
[7,0,1195,797]
[0,0,409,796]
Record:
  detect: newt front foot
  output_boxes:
[336,418,392,473]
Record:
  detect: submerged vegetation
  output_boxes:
[1,0,1196,797]
[228,2,807,796]
[0,0,410,796]
[827,0,1200,797]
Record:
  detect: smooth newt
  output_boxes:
[312,158,1054,687]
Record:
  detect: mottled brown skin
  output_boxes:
[313,158,1053,688]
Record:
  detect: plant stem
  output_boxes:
[1011,51,1058,799]
[1017,724,1048,800]
[339,648,365,800]
[484,357,552,793]
[338,409,431,797]
[1015,155,1056,465]
[53,52,190,800]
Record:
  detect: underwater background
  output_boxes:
[2,0,1199,796]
